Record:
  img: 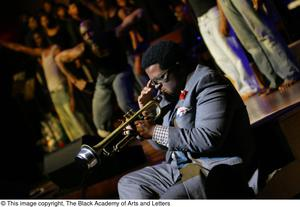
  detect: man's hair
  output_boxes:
[141,41,184,71]
[32,31,49,49]
[80,19,93,31]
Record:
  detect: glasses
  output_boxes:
[151,70,169,87]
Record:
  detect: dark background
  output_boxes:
[0,1,40,29]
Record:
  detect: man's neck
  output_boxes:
[177,72,189,93]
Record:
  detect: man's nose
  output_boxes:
[155,83,163,90]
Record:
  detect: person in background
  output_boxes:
[24,15,42,47]
[55,3,69,30]
[218,0,300,94]
[171,1,201,51]
[39,13,71,49]
[66,1,89,47]
[0,32,90,142]
[116,0,149,87]
[41,0,54,17]
[55,16,142,138]
[188,0,260,100]
[134,0,177,38]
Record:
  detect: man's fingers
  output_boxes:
[138,95,148,103]
[142,111,154,120]
[140,87,152,94]
[123,124,134,136]
[138,87,154,106]
[142,111,149,117]
[135,123,144,134]
[140,89,149,96]
[125,124,133,130]
[146,80,153,87]
[134,120,143,126]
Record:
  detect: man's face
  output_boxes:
[117,0,126,7]
[33,33,43,48]
[68,3,79,18]
[174,5,184,22]
[96,0,105,9]
[57,7,66,19]
[28,17,38,30]
[40,15,49,28]
[146,63,180,98]
[43,2,52,14]
[80,23,95,45]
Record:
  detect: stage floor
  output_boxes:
[245,81,300,126]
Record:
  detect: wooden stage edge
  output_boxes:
[245,81,300,127]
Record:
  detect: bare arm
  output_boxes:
[118,8,127,20]
[115,8,144,37]
[67,78,76,112]
[79,0,104,17]
[55,43,85,85]
[0,40,42,57]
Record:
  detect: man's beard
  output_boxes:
[163,91,179,102]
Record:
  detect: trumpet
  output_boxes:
[76,95,162,169]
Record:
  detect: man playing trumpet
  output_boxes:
[118,41,258,199]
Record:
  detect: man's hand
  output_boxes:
[252,0,263,11]
[116,8,143,37]
[74,79,87,91]
[134,119,155,139]
[138,80,156,109]
[123,8,143,26]
[219,20,230,37]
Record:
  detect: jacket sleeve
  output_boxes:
[167,72,239,154]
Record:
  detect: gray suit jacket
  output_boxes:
[160,64,256,178]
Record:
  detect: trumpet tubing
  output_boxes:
[76,95,162,169]
[93,97,161,152]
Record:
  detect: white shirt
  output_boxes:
[41,45,65,92]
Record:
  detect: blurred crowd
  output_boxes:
[0,0,299,153]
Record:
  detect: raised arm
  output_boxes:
[79,0,105,17]
[115,8,144,37]
[55,43,86,89]
[0,40,42,57]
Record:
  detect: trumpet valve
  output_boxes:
[123,109,135,119]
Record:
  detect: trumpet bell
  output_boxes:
[75,144,99,169]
